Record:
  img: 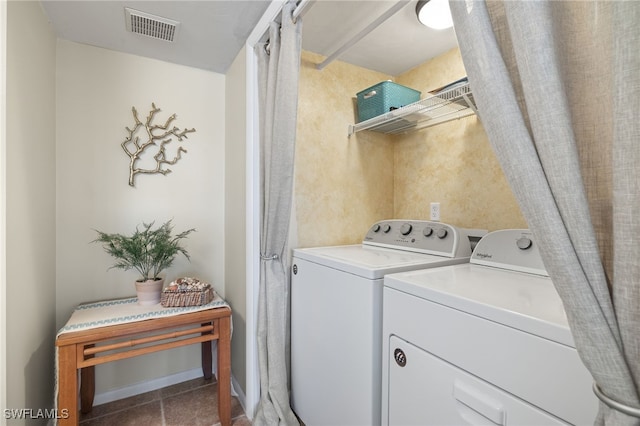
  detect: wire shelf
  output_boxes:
[348,81,478,136]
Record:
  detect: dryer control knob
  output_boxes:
[437,228,448,239]
[517,237,533,250]
[400,223,412,235]
[383,224,392,233]
[423,227,433,237]
[372,224,381,233]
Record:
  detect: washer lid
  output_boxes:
[293,245,469,280]
[384,263,574,347]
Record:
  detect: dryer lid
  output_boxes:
[385,264,573,347]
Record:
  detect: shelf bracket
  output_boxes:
[461,92,478,115]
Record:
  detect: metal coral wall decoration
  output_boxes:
[121,103,196,187]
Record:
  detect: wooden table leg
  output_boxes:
[80,344,95,414]
[217,315,232,426]
[57,344,78,425]
[80,366,95,414]
[201,324,213,380]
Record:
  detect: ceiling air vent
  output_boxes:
[125,8,180,42]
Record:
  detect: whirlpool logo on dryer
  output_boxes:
[475,252,493,259]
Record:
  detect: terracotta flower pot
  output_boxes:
[135,278,164,305]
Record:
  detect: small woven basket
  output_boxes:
[161,287,213,307]
[161,277,214,307]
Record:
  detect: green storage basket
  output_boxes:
[356,81,421,122]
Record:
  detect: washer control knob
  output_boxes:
[383,224,392,233]
[517,237,533,250]
[423,227,434,237]
[437,228,448,239]
[400,223,412,235]
[372,224,381,233]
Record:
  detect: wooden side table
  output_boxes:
[56,301,232,426]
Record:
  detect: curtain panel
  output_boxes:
[449,1,640,424]
[253,2,302,425]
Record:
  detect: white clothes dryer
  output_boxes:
[382,229,598,426]
[291,220,474,426]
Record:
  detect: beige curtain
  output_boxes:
[253,2,302,425]
[449,1,639,424]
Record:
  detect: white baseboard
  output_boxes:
[93,368,244,412]
[93,368,203,406]
[231,375,246,416]
[93,368,247,413]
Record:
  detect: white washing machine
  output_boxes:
[291,220,475,426]
[382,229,599,426]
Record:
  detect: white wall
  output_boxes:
[224,46,247,394]
[55,39,226,393]
[1,0,7,417]
[6,0,57,417]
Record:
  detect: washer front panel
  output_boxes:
[292,257,383,425]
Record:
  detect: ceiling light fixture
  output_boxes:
[416,0,454,30]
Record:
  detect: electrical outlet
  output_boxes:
[430,202,441,221]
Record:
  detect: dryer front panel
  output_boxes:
[387,336,567,426]
[381,286,597,425]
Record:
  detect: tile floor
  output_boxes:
[79,377,250,426]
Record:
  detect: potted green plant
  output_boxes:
[93,220,196,305]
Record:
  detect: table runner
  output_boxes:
[57,294,230,337]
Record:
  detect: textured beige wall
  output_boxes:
[295,48,526,245]
[394,48,526,231]
[295,51,395,247]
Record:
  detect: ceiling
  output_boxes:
[40,0,459,76]
[302,0,459,76]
